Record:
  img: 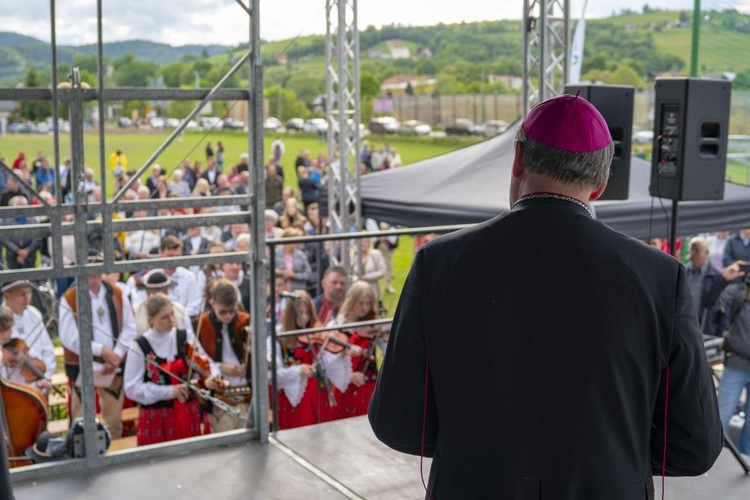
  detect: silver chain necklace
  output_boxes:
[513,192,593,218]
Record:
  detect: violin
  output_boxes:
[184,342,251,405]
[1,338,63,397]
[297,331,375,363]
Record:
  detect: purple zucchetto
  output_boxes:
[522,93,612,153]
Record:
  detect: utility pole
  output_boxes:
[278,82,282,119]
[690,0,701,77]
[480,64,486,124]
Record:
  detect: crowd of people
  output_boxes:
[0,140,403,459]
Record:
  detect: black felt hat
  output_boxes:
[25,432,69,463]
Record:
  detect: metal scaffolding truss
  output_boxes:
[0,0,267,482]
[522,0,570,115]
[325,0,362,271]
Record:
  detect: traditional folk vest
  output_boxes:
[134,330,188,409]
[62,283,124,379]
[196,309,251,383]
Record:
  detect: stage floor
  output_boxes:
[12,416,750,499]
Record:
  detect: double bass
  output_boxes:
[1,378,48,468]
[1,338,51,467]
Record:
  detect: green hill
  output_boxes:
[0,32,230,84]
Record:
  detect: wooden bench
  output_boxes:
[108,436,138,452]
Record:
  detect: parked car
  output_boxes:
[180,119,199,131]
[9,122,36,133]
[264,117,282,132]
[286,118,305,131]
[303,118,328,134]
[223,118,245,130]
[369,116,400,134]
[149,117,165,129]
[165,118,181,128]
[483,120,510,137]
[399,120,432,136]
[200,117,224,131]
[633,130,654,145]
[445,119,483,136]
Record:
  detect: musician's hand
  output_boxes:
[350,372,365,387]
[219,363,245,378]
[101,348,122,367]
[347,345,363,357]
[173,383,189,403]
[101,362,116,375]
[299,364,314,379]
[36,379,52,391]
[205,375,225,390]
[723,261,746,282]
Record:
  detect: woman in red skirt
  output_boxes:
[124,293,203,445]
[334,281,388,418]
[269,290,352,429]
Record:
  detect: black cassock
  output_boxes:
[369,197,722,500]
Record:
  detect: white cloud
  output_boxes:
[0,0,698,46]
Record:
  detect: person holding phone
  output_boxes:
[703,260,750,456]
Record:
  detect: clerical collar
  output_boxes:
[513,192,593,218]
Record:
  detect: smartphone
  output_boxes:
[739,264,750,274]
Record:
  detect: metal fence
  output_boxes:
[1,0,266,485]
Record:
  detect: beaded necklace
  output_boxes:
[513,192,593,218]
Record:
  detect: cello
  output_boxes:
[0,377,49,468]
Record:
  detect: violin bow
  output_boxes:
[62,305,244,418]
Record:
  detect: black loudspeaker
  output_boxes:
[649,78,732,201]
[564,84,634,200]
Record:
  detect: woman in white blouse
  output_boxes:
[124,293,205,445]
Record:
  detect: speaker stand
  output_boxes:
[669,200,679,257]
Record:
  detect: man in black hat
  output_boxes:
[132,270,194,337]
[59,251,137,439]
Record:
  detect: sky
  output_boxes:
[0,0,720,47]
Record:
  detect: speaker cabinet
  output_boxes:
[649,78,732,201]
[564,84,634,200]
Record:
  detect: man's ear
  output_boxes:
[589,180,608,201]
[512,141,524,179]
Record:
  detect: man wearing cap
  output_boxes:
[149,236,203,319]
[59,252,138,439]
[132,271,195,337]
[2,281,56,385]
[369,94,722,498]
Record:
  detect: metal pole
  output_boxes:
[669,200,679,257]
[68,68,100,463]
[690,0,701,77]
[48,0,65,277]
[269,248,278,433]
[0,391,16,499]
[247,0,268,442]
[96,0,114,268]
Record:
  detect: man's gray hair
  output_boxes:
[515,126,614,188]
